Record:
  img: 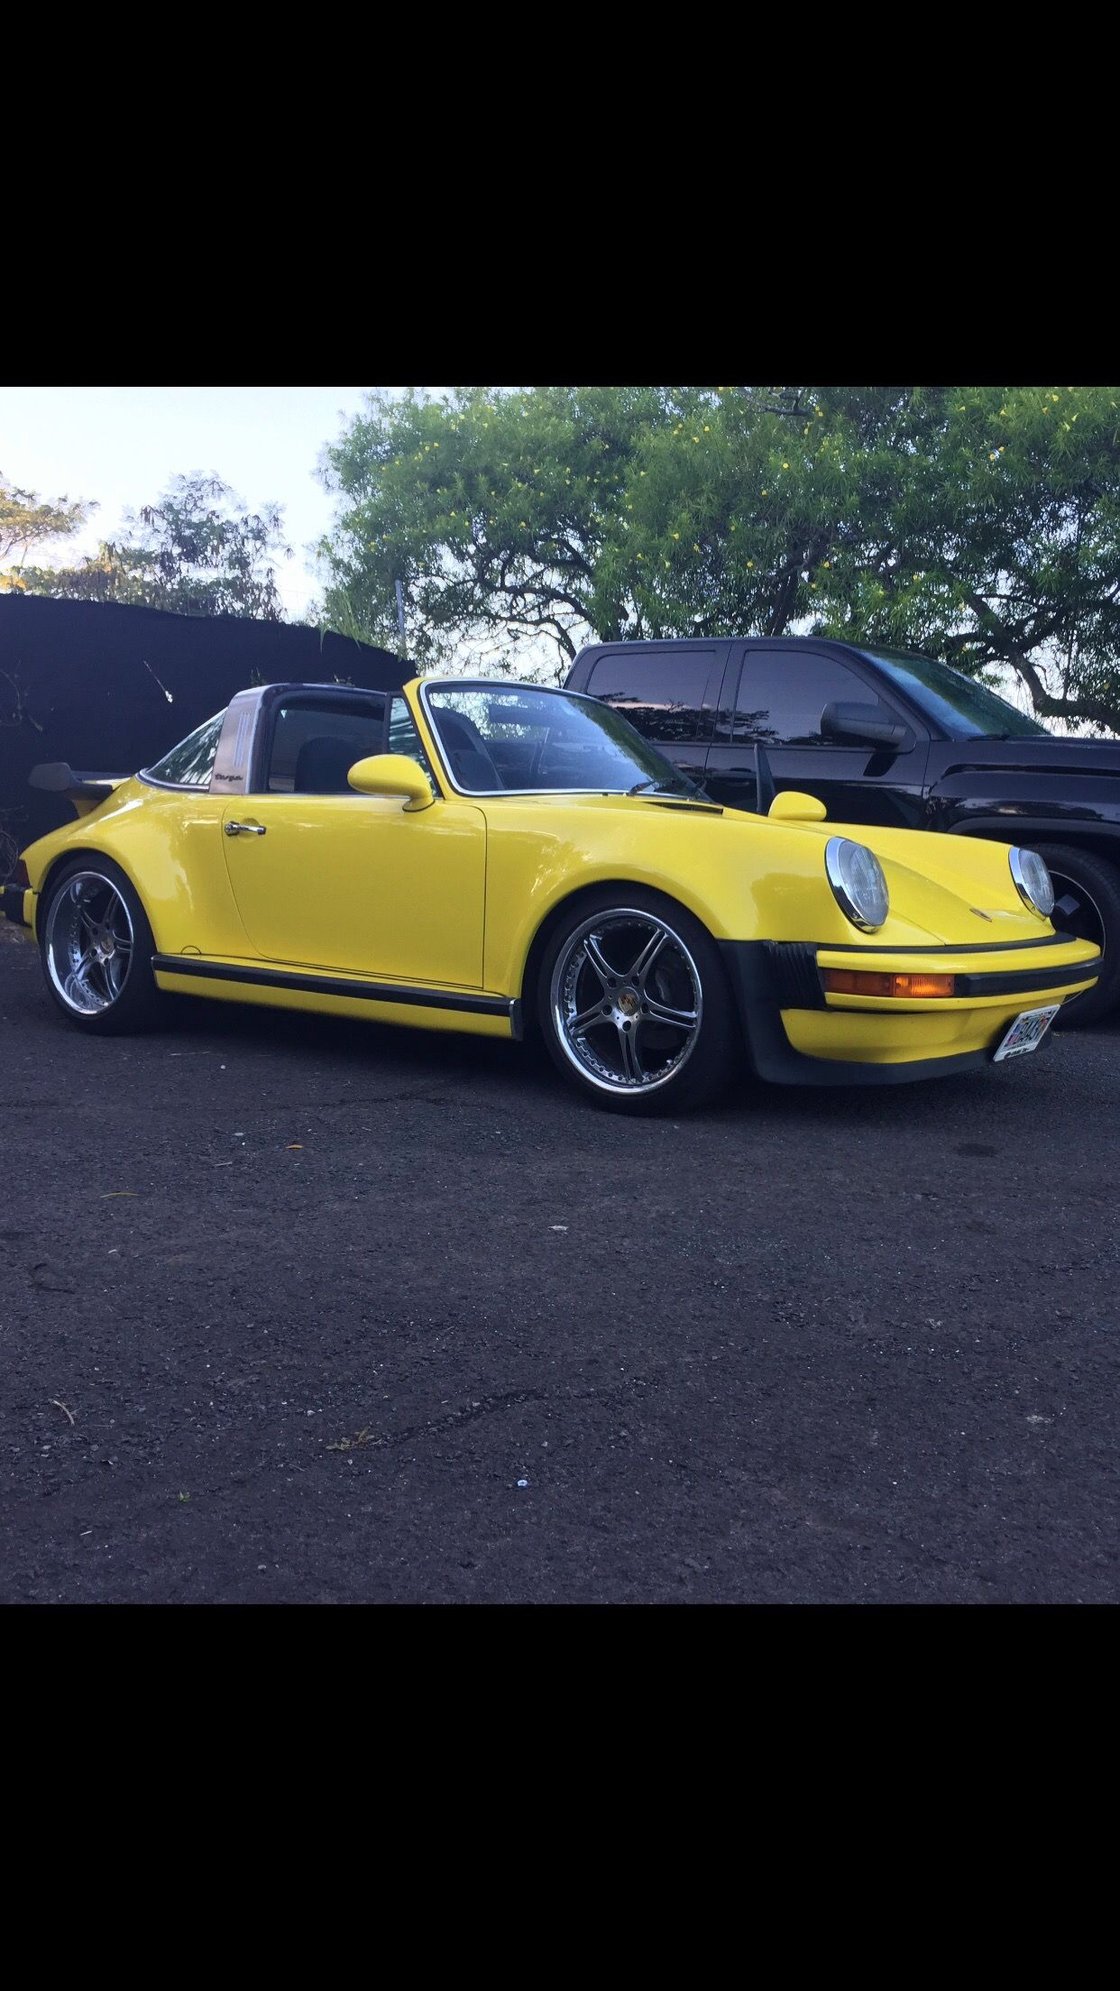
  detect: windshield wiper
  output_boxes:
[627,777,694,797]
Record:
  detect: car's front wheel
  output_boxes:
[1028,843,1120,1029]
[537,888,739,1113]
[39,858,160,1034]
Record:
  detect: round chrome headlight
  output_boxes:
[825,837,889,931]
[1009,847,1055,919]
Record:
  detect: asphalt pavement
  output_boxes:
[2,932,1117,1604]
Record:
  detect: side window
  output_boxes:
[731,653,896,745]
[265,699,385,793]
[585,649,717,744]
[388,696,436,788]
[145,710,226,788]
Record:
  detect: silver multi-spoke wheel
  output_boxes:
[39,858,158,1035]
[45,870,136,1015]
[550,907,704,1097]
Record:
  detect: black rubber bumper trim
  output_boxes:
[765,942,827,1008]
[763,937,1099,1010]
[152,954,514,1018]
[720,941,1056,1088]
[2,885,29,927]
[814,930,1077,955]
[954,960,1100,997]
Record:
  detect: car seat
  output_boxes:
[434,711,503,790]
[293,735,370,793]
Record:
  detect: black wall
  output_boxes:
[0,595,410,852]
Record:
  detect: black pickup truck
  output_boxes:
[564,636,1120,1025]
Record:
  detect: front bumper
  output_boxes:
[721,934,1102,1086]
[2,884,32,929]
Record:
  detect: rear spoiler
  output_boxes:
[29,762,129,817]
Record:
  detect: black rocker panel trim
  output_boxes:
[152,954,515,1019]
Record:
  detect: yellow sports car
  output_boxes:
[2,676,1102,1114]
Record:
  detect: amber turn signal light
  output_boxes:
[822,969,957,998]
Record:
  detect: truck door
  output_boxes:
[575,643,725,790]
[703,644,931,827]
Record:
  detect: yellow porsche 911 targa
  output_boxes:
[2,677,1101,1113]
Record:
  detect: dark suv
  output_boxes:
[564,636,1120,1025]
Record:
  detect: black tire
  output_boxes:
[1027,842,1120,1029]
[39,856,160,1035]
[536,886,740,1114]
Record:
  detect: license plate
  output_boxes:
[992,1004,1061,1061]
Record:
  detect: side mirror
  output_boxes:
[820,701,913,750]
[347,753,434,811]
[769,791,828,822]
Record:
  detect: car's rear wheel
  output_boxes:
[537,888,739,1113]
[39,858,160,1034]
[1027,843,1120,1029]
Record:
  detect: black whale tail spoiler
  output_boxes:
[29,763,129,817]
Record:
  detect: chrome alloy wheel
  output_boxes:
[550,908,703,1095]
[45,871,136,1015]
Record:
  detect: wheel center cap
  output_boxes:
[617,987,639,1017]
[94,928,115,961]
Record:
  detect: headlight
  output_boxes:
[825,837,889,931]
[1009,847,1055,919]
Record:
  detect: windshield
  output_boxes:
[860,648,1050,739]
[422,683,698,795]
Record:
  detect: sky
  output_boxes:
[0,386,388,620]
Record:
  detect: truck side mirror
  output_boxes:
[820,701,913,750]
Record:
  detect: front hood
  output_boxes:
[746,812,1062,949]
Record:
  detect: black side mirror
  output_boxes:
[820,701,913,750]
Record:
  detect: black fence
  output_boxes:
[0,595,410,858]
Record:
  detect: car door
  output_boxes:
[703,643,932,827]
[220,693,486,987]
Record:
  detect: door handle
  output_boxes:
[225,820,266,836]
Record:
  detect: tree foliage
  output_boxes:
[1,475,94,569]
[14,475,291,620]
[318,386,1120,730]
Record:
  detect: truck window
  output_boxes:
[585,650,715,744]
[732,652,897,745]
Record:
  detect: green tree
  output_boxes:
[318,386,1120,730]
[19,474,292,619]
[317,387,689,670]
[1,475,94,582]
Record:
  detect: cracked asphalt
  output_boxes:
[2,931,1118,1604]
